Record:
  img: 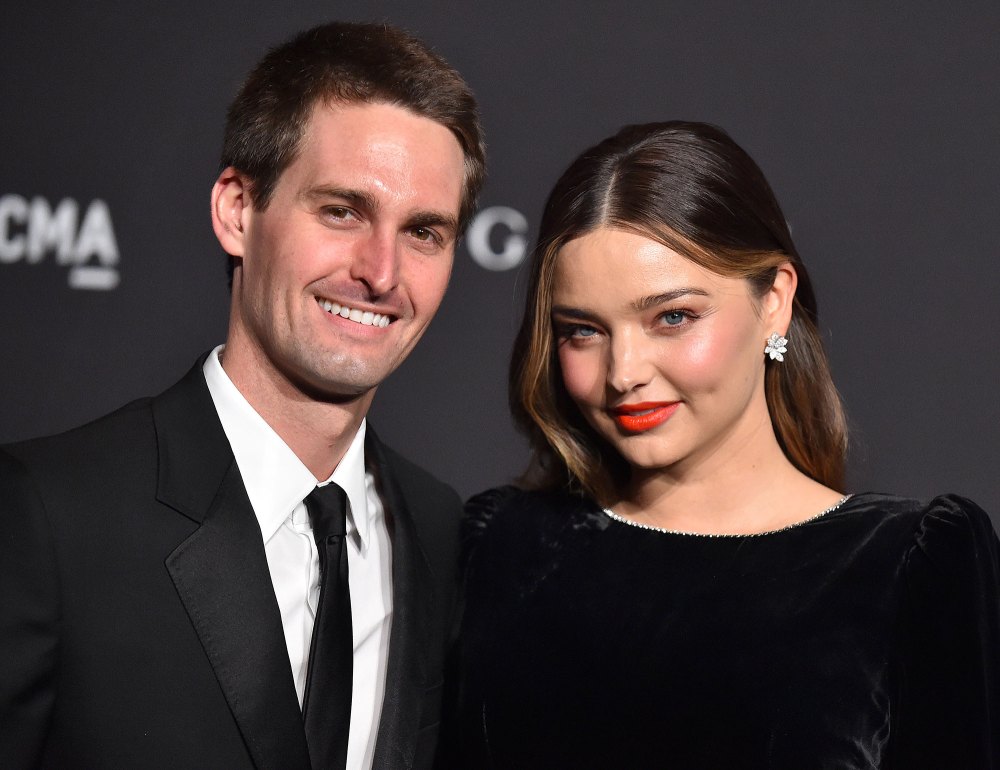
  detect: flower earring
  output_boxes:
[764,332,788,362]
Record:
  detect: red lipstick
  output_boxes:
[611,401,680,433]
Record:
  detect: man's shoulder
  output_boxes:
[0,396,163,531]
[2,396,155,469]
[367,433,464,584]
[1,357,210,480]
[367,432,461,511]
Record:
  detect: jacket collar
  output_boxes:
[151,360,441,770]
[153,357,312,770]
[151,355,235,524]
[366,427,437,770]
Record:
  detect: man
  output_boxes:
[0,22,485,770]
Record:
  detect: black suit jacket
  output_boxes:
[0,358,462,769]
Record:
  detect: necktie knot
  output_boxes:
[304,482,348,544]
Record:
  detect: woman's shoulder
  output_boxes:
[841,492,999,570]
[842,491,994,532]
[839,496,999,763]
[461,485,609,584]
[465,484,606,537]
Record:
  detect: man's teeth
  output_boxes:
[320,299,391,328]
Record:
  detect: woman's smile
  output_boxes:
[610,401,680,432]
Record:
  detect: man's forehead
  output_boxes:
[299,99,461,156]
[285,102,464,214]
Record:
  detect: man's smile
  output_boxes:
[317,297,394,327]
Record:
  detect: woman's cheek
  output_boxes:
[674,324,741,392]
[558,346,604,405]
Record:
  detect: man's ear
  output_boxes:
[764,262,798,335]
[211,167,249,257]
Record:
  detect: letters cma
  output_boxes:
[0,195,120,290]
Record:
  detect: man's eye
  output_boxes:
[321,206,358,223]
[412,227,433,241]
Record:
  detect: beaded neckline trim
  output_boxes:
[602,494,853,538]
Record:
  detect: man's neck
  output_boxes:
[219,346,373,481]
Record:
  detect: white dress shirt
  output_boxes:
[203,345,392,770]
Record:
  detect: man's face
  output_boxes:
[221,101,465,404]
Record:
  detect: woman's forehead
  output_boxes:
[553,228,737,300]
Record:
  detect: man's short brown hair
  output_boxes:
[221,21,486,231]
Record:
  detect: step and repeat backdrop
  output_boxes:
[2,2,998,524]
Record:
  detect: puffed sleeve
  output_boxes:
[0,449,60,767]
[457,485,524,644]
[891,495,1000,768]
[461,486,519,570]
[436,486,521,770]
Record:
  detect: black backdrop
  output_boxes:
[2,2,998,528]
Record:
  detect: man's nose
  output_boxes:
[351,229,400,297]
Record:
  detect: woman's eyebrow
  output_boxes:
[551,305,599,321]
[632,287,709,312]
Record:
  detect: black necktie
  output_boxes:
[302,483,353,770]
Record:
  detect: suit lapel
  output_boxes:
[366,429,435,770]
[153,360,311,770]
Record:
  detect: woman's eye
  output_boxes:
[555,322,599,341]
[662,311,687,326]
[564,324,600,341]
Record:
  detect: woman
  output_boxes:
[450,122,1000,768]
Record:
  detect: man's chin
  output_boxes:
[287,365,386,406]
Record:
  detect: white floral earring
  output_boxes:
[764,332,788,362]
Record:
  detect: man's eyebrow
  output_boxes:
[407,210,459,236]
[301,186,458,235]
[302,186,379,211]
[632,288,709,311]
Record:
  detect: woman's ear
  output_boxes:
[211,167,249,257]
[764,262,798,335]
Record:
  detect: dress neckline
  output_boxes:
[602,494,853,538]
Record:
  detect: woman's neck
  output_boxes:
[615,430,843,536]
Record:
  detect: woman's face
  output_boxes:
[552,227,789,478]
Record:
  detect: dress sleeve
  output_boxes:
[461,485,521,572]
[436,485,522,769]
[0,449,60,768]
[892,495,1000,768]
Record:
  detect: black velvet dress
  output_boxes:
[446,488,1000,769]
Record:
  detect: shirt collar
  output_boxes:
[326,417,371,548]
[202,345,372,549]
